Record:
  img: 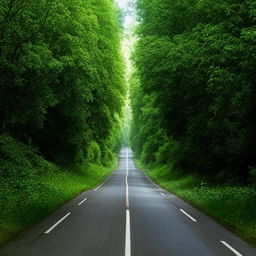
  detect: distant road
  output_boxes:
[1,148,256,256]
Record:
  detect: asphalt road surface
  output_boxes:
[1,147,256,256]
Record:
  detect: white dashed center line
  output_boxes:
[125,149,131,256]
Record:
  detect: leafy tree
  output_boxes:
[0,0,125,166]
[131,0,256,182]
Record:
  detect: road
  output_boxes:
[0,147,256,256]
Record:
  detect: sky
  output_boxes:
[116,0,137,77]
[116,0,129,9]
[116,0,136,28]
[116,0,136,127]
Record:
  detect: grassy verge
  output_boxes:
[136,161,256,247]
[0,136,115,248]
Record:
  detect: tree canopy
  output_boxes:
[0,0,125,166]
[130,0,256,182]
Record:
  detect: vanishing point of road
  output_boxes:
[1,148,256,256]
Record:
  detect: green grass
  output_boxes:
[136,161,256,247]
[0,136,115,248]
[0,163,115,247]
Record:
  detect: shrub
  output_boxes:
[249,167,256,185]
[155,139,181,165]
[86,141,101,164]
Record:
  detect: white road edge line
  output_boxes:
[179,209,197,222]
[160,192,165,197]
[45,212,71,234]
[78,197,87,206]
[143,172,164,191]
[125,209,131,256]
[94,172,113,191]
[220,241,243,256]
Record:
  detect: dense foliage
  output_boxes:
[0,0,125,166]
[131,0,256,182]
[0,0,125,246]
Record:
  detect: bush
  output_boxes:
[101,146,115,167]
[249,167,256,185]
[154,139,181,165]
[86,141,101,164]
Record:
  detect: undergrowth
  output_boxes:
[0,136,115,247]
